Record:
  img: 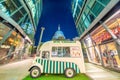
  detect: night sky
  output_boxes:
[34,0,78,46]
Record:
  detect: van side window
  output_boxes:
[52,47,70,57]
[70,46,81,57]
[42,51,50,59]
[52,47,58,57]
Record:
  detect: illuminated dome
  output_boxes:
[52,25,65,40]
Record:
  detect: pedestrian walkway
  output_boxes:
[85,63,120,80]
[0,58,33,80]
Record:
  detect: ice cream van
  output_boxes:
[29,40,85,78]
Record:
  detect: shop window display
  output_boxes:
[107,42,120,68]
[100,42,120,69]
[0,23,11,64]
[0,25,26,64]
[84,36,101,64]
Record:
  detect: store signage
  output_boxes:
[93,27,120,43]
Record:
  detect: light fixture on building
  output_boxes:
[0,36,3,39]
[1,45,10,48]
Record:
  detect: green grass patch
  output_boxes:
[23,74,91,80]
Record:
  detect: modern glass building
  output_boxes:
[0,0,42,64]
[72,0,120,71]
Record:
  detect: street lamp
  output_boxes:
[37,27,45,53]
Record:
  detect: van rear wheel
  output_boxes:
[65,68,75,78]
[30,67,41,78]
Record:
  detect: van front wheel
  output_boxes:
[30,67,41,78]
[65,68,75,78]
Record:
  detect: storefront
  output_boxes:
[0,22,31,64]
[83,35,101,65]
[82,8,120,70]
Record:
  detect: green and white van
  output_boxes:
[29,40,85,78]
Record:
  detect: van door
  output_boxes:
[41,51,50,73]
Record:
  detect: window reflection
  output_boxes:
[11,11,23,22]
[1,0,17,16]
[21,22,34,40]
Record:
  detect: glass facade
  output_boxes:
[0,0,43,64]
[72,0,120,71]
[72,0,110,36]
[0,0,42,41]
[24,0,43,27]
[82,7,120,70]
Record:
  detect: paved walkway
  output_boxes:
[0,59,33,80]
[0,59,120,80]
[85,63,120,80]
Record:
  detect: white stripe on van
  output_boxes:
[64,62,66,70]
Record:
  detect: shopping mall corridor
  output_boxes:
[0,58,33,80]
[0,59,120,80]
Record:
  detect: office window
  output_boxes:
[76,6,80,16]
[11,11,23,22]
[12,0,22,8]
[81,25,85,32]
[84,18,90,28]
[74,15,77,21]
[20,7,27,14]
[81,13,90,28]
[77,27,81,36]
[84,7,90,16]
[88,0,96,8]
[98,0,110,5]
[1,1,17,16]
[78,23,83,34]
[81,13,85,22]
[91,1,104,16]
[88,11,95,23]
[78,0,83,7]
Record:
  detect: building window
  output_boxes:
[1,0,17,16]
[11,11,23,22]
[91,1,104,16]
[76,6,80,17]
[98,0,110,6]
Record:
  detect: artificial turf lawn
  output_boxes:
[23,73,91,80]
